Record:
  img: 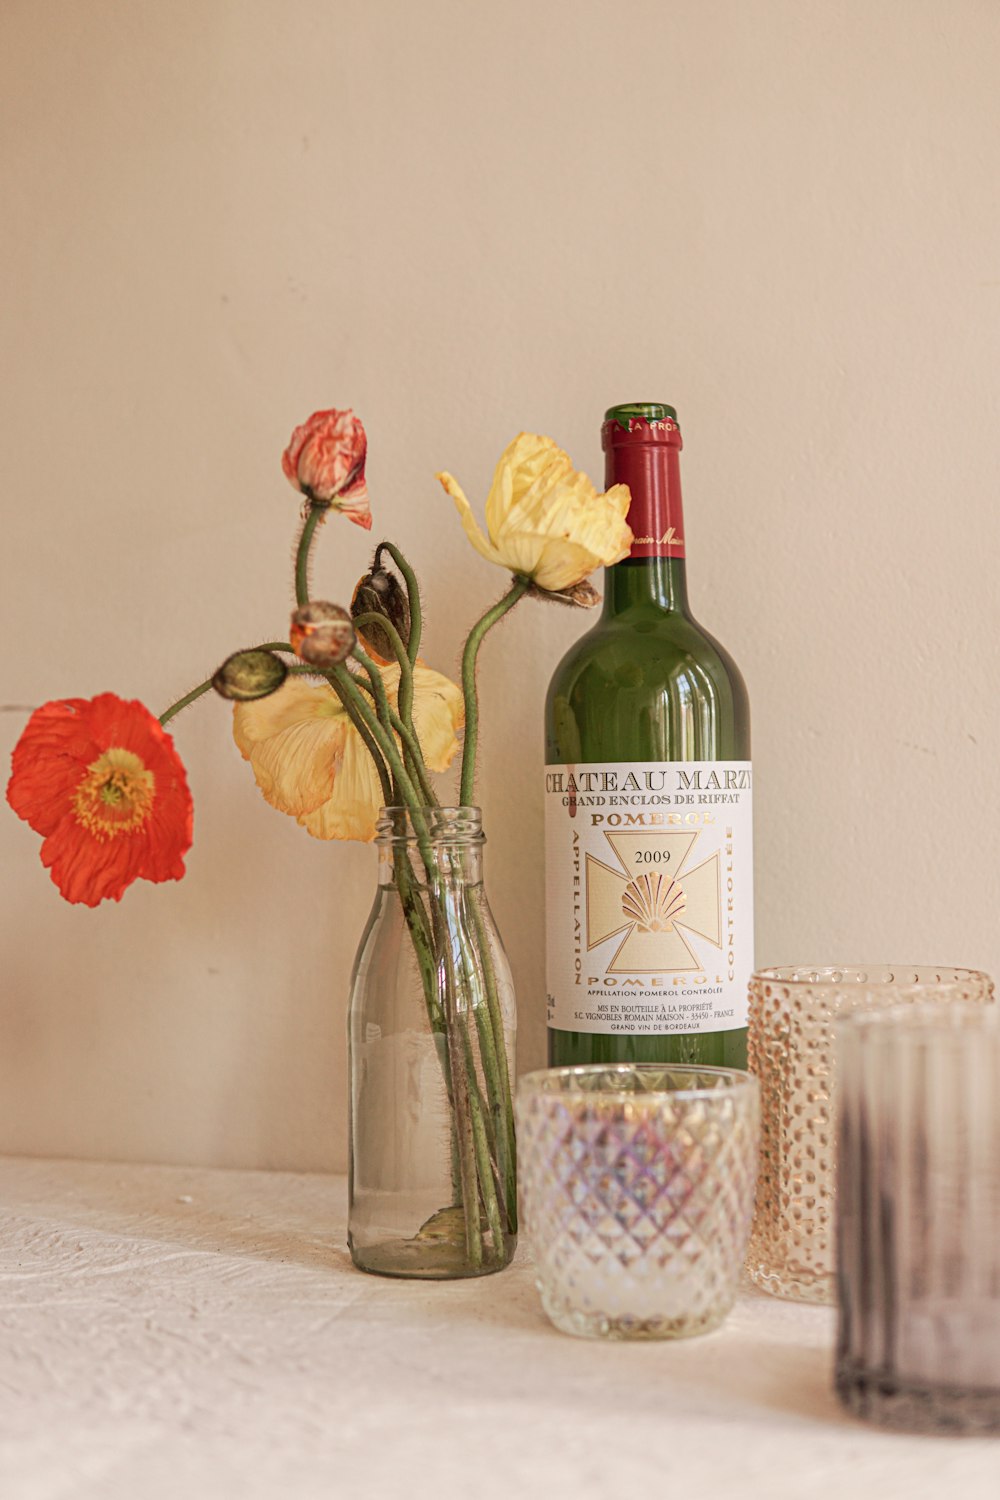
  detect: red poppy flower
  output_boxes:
[7,693,194,907]
[281,407,372,529]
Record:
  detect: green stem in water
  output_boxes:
[343,630,496,1236]
[394,857,443,1034]
[393,852,462,1203]
[453,890,513,1238]
[459,578,529,806]
[468,896,517,1231]
[438,940,483,1267]
[466,1060,505,1253]
[326,664,472,1218]
[295,506,326,607]
[441,873,508,1256]
[158,642,295,727]
[351,587,515,1247]
[374,541,422,665]
[431,873,501,1266]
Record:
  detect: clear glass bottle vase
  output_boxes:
[348,806,517,1278]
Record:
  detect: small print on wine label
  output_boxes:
[544,761,754,1036]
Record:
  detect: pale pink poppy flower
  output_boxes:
[282,408,372,530]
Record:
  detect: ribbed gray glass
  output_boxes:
[836,1004,1000,1433]
[516,1064,758,1340]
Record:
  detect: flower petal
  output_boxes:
[6,693,192,906]
[334,475,373,530]
[490,434,575,541]
[297,725,385,841]
[410,664,465,772]
[444,432,632,591]
[437,471,508,570]
[516,536,604,592]
[534,479,633,564]
[232,678,347,817]
[232,656,464,843]
[483,437,519,541]
[283,407,367,506]
[604,482,632,522]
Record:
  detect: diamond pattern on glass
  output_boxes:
[517,1066,759,1340]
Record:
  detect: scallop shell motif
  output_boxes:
[621,873,686,933]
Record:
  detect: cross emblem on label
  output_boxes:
[586,830,722,973]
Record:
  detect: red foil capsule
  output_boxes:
[602,407,685,561]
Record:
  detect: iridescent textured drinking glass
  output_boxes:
[747,967,994,1305]
[516,1065,759,1340]
[837,1004,1000,1433]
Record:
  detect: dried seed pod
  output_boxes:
[212,649,288,701]
[289,601,356,667]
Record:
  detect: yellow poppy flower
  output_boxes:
[232,663,464,842]
[437,433,633,593]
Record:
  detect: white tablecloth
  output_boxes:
[0,1156,995,1499]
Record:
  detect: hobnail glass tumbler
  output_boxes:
[746,967,994,1305]
[516,1065,759,1340]
[837,1005,1000,1433]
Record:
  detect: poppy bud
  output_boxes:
[350,566,411,662]
[212,649,288,701]
[289,601,356,666]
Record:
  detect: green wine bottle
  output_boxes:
[544,403,752,1068]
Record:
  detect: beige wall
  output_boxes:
[2,0,999,1171]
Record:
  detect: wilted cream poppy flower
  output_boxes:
[232,663,464,842]
[437,434,633,593]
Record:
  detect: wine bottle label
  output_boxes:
[544,761,754,1035]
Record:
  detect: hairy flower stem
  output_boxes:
[329,665,431,855]
[459,578,530,806]
[295,506,325,608]
[289,500,398,795]
[158,642,295,727]
[351,612,416,731]
[373,541,422,665]
[346,675,432,798]
[358,540,425,802]
[350,646,438,808]
[350,616,435,806]
[292,535,507,1263]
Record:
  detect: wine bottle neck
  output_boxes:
[601,404,689,618]
[601,556,690,617]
